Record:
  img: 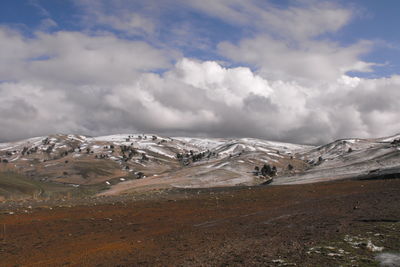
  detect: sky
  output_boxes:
[0,0,400,144]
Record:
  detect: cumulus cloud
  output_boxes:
[71,0,374,82]
[0,82,77,140]
[198,0,375,83]
[0,1,399,144]
[1,36,399,144]
[172,0,376,82]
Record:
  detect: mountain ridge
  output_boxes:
[0,133,399,199]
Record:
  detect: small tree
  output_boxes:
[141,153,149,161]
[259,164,277,177]
[391,139,400,145]
[254,166,260,176]
[272,166,277,175]
[21,147,28,155]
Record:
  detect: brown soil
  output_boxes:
[1,179,400,267]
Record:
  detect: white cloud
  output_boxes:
[171,58,273,107]
[175,0,376,82]
[38,18,58,31]
[0,1,398,144]
[181,0,352,40]
[74,0,158,37]
[1,44,399,144]
[86,11,155,36]
[219,36,374,82]
[258,2,352,40]
[0,28,176,85]
[0,82,78,140]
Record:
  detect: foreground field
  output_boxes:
[1,179,400,266]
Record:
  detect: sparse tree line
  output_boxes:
[176,150,218,165]
[125,135,159,142]
[391,139,400,145]
[95,154,109,159]
[254,164,277,177]
[118,145,150,162]
[42,137,50,145]
[16,137,80,157]
[1,135,169,165]
[96,144,150,175]
[100,144,148,178]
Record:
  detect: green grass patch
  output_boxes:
[0,171,51,199]
[0,171,109,200]
[72,161,118,179]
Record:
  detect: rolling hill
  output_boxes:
[0,133,399,199]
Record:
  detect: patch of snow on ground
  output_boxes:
[380,133,400,142]
[218,143,241,155]
[267,152,283,158]
[90,134,131,142]
[367,240,384,252]
[375,253,400,266]
[257,147,272,153]
[241,138,314,152]
[173,137,225,150]
[0,136,45,151]
[44,163,58,167]
[214,162,229,169]
[146,146,175,158]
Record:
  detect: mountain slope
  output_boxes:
[273,135,400,184]
[0,133,399,198]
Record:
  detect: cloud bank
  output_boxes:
[0,1,399,144]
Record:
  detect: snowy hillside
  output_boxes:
[0,133,399,197]
[273,135,400,185]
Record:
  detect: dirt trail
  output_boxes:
[1,179,400,266]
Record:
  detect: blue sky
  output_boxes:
[1,0,399,77]
[0,0,400,78]
[0,0,399,143]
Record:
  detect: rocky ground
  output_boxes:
[1,178,399,267]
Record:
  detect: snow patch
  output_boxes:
[376,253,400,266]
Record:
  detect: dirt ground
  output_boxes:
[1,179,400,267]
